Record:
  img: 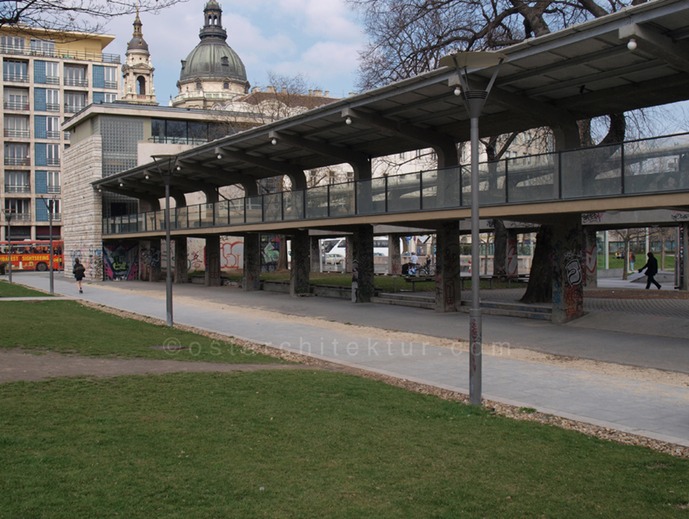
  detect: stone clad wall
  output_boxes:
[62,135,104,280]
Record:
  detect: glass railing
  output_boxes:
[102,132,689,235]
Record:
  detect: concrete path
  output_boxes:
[7,272,689,448]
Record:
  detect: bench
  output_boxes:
[403,276,434,291]
[460,274,529,289]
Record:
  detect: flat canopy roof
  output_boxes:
[95,0,689,200]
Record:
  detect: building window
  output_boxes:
[3,88,29,110]
[4,171,30,193]
[46,116,61,139]
[223,82,229,89]
[1,36,25,54]
[196,81,202,91]
[3,60,28,82]
[4,143,30,166]
[3,115,30,138]
[45,61,59,84]
[46,89,60,111]
[103,92,117,103]
[64,91,86,113]
[104,66,118,89]
[30,38,56,56]
[4,199,31,221]
[47,171,61,194]
[46,144,60,166]
[64,64,88,87]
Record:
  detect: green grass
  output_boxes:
[0,280,51,298]
[0,300,279,364]
[2,294,687,517]
[1,371,688,518]
[600,254,676,271]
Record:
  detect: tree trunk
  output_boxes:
[521,226,553,303]
[492,219,507,279]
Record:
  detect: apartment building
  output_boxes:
[1,25,120,241]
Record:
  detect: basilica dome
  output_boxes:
[178,1,248,88]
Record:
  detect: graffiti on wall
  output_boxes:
[103,243,139,281]
[69,246,103,281]
[187,238,244,271]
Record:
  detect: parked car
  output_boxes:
[325,253,344,265]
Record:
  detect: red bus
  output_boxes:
[0,240,64,272]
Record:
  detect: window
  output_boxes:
[1,36,25,54]
[4,115,29,138]
[46,116,60,139]
[30,38,55,56]
[4,143,30,166]
[103,92,117,103]
[5,199,31,221]
[104,67,117,89]
[4,88,29,110]
[45,61,59,84]
[46,144,60,166]
[46,89,60,111]
[5,171,30,193]
[64,64,87,87]
[64,91,86,112]
[47,171,61,193]
[3,60,28,82]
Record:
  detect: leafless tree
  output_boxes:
[347,0,647,301]
[0,0,188,33]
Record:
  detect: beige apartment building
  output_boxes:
[1,25,120,242]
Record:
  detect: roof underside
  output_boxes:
[95,0,689,200]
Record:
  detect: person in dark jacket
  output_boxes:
[73,258,86,294]
[638,252,661,290]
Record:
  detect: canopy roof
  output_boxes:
[95,0,689,199]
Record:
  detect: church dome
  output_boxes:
[126,11,149,52]
[178,1,248,86]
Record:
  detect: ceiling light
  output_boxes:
[627,38,637,51]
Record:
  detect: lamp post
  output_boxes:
[151,155,176,327]
[3,209,13,283]
[439,51,504,406]
[41,197,56,294]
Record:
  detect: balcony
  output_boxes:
[4,129,30,138]
[47,185,61,194]
[4,157,30,166]
[4,185,30,193]
[3,101,29,111]
[4,74,29,83]
[63,77,88,87]
[46,131,61,140]
[46,158,60,167]
[46,103,60,112]
[64,104,85,113]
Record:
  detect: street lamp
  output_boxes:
[151,154,177,327]
[3,209,13,283]
[41,197,56,294]
[439,51,505,406]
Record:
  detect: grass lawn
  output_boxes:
[0,279,52,298]
[0,300,279,364]
[1,371,688,518]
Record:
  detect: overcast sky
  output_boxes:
[102,0,366,105]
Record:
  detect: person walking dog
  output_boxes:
[638,252,661,290]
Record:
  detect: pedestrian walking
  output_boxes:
[73,258,86,293]
[638,252,661,289]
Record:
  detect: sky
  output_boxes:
[102,0,367,105]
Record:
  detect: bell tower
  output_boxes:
[121,9,158,105]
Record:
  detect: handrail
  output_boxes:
[102,132,689,236]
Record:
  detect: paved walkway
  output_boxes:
[7,272,689,448]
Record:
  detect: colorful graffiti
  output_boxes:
[68,246,103,281]
[103,243,139,281]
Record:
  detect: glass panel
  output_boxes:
[561,145,622,199]
[215,200,229,226]
[388,173,420,212]
[434,167,462,209]
[175,206,187,230]
[507,153,558,203]
[624,134,689,194]
[306,186,328,219]
[329,182,355,217]
[357,179,374,215]
[228,198,244,224]
[245,195,262,223]
[284,191,304,220]
[145,211,155,232]
[188,204,201,228]
[263,193,282,222]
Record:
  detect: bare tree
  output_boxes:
[348,0,645,302]
[0,0,188,33]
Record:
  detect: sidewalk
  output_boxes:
[9,272,689,448]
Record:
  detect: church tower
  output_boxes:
[121,10,158,105]
[172,0,249,109]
